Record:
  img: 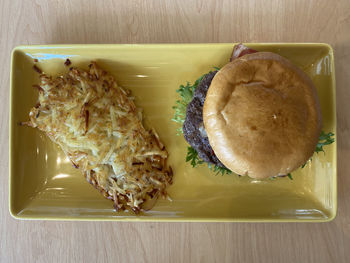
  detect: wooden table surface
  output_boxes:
[1,0,350,262]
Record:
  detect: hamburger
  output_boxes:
[174,44,334,179]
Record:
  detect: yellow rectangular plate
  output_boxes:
[10,43,336,222]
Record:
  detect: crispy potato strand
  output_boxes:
[27,62,173,212]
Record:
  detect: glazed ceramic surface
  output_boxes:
[9,43,336,221]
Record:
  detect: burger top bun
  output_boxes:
[203,52,322,179]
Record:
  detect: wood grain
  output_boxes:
[1,0,350,262]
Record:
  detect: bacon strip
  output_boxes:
[230,43,258,61]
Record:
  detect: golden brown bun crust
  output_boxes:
[203,52,322,179]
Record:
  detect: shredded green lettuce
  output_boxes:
[172,73,208,134]
[316,131,335,153]
[185,146,232,176]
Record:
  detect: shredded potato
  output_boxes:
[25,62,173,213]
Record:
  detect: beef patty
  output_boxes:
[183,71,225,167]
